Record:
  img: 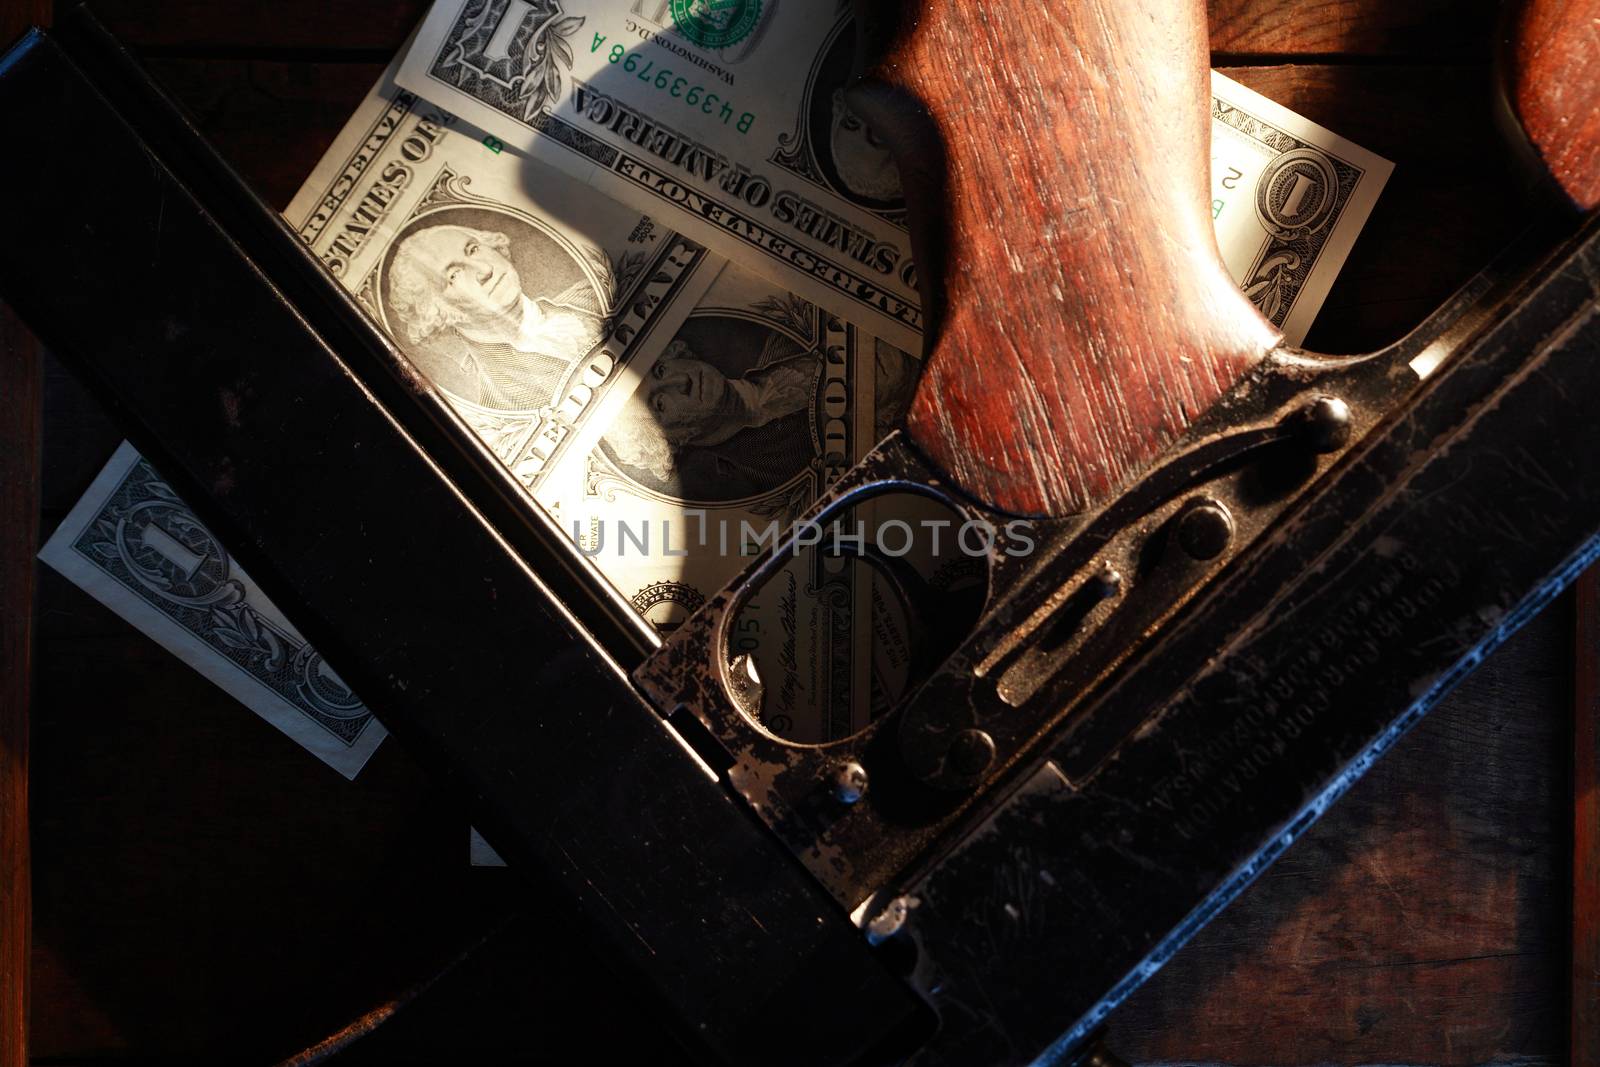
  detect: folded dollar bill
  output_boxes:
[1208,71,1393,346]
[38,443,387,778]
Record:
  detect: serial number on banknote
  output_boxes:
[595,35,757,132]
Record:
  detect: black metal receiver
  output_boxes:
[3,3,1600,1065]
[632,213,1600,1062]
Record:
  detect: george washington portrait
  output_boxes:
[598,317,824,503]
[379,206,611,412]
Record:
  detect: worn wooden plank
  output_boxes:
[0,4,50,1064]
[1576,570,1600,1066]
[1208,0,1501,59]
[74,0,1503,60]
[75,0,428,52]
[0,314,40,1067]
[1114,604,1567,1063]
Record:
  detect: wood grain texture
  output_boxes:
[0,9,48,1067]
[1116,605,1568,1063]
[1577,570,1600,1067]
[0,310,39,1067]
[1207,0,1500,59]
[75,0,429,52]
[1504,0,1600,211]
[865,0,1279,517]
[73,0,1500,60]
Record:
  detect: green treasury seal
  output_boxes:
[670,0,763,50]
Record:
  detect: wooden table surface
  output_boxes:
[3,0,1584,1063]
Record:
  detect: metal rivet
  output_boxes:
[1176,499,1234,561]
[949,728,996,778]
[1298,395,1351,453]
[831,760,869,804]
[1090,563,1123,600]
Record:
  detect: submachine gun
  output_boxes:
[2,0,1598,1062]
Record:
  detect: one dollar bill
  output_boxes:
[1208,71,1393,346]
[285,59,721,496]
[38,443,387,778]
[394,3,1392,348]
[282,52,932,749]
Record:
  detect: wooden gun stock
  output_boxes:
[1504,0,1600,211]
[853,0,1281,517]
